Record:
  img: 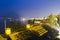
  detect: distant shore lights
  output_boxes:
[21,17,27,21]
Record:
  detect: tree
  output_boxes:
[47,13,58,26]
[15,22,23,29]
[57,13,60,26]
[28,20,34,24]
[8,21,15,32]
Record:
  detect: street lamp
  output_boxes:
[5,28,11,35]
[26,24,31,30]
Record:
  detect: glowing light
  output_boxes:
[56,35,60,39]
[26,24,31,30]
[5,28,11,35]
[55,27,60,34]
[34,21,40,24]
[30,26,48,36]
[55,27,60,39]
[21,17,27,21]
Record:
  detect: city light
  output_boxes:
[21,17,27,21]
[26,24,31,30]
[34,21,40,24]
[29,25,48,36]
[56,35,60,39]
[55,27,60,39]
[5,28,11,35]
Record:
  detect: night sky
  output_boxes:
[0,0,60,18]
[0,0,60,35]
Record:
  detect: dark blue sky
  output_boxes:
[0,0,60,18]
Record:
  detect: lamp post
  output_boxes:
[4,17,6,29]
[4,17,11,35]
